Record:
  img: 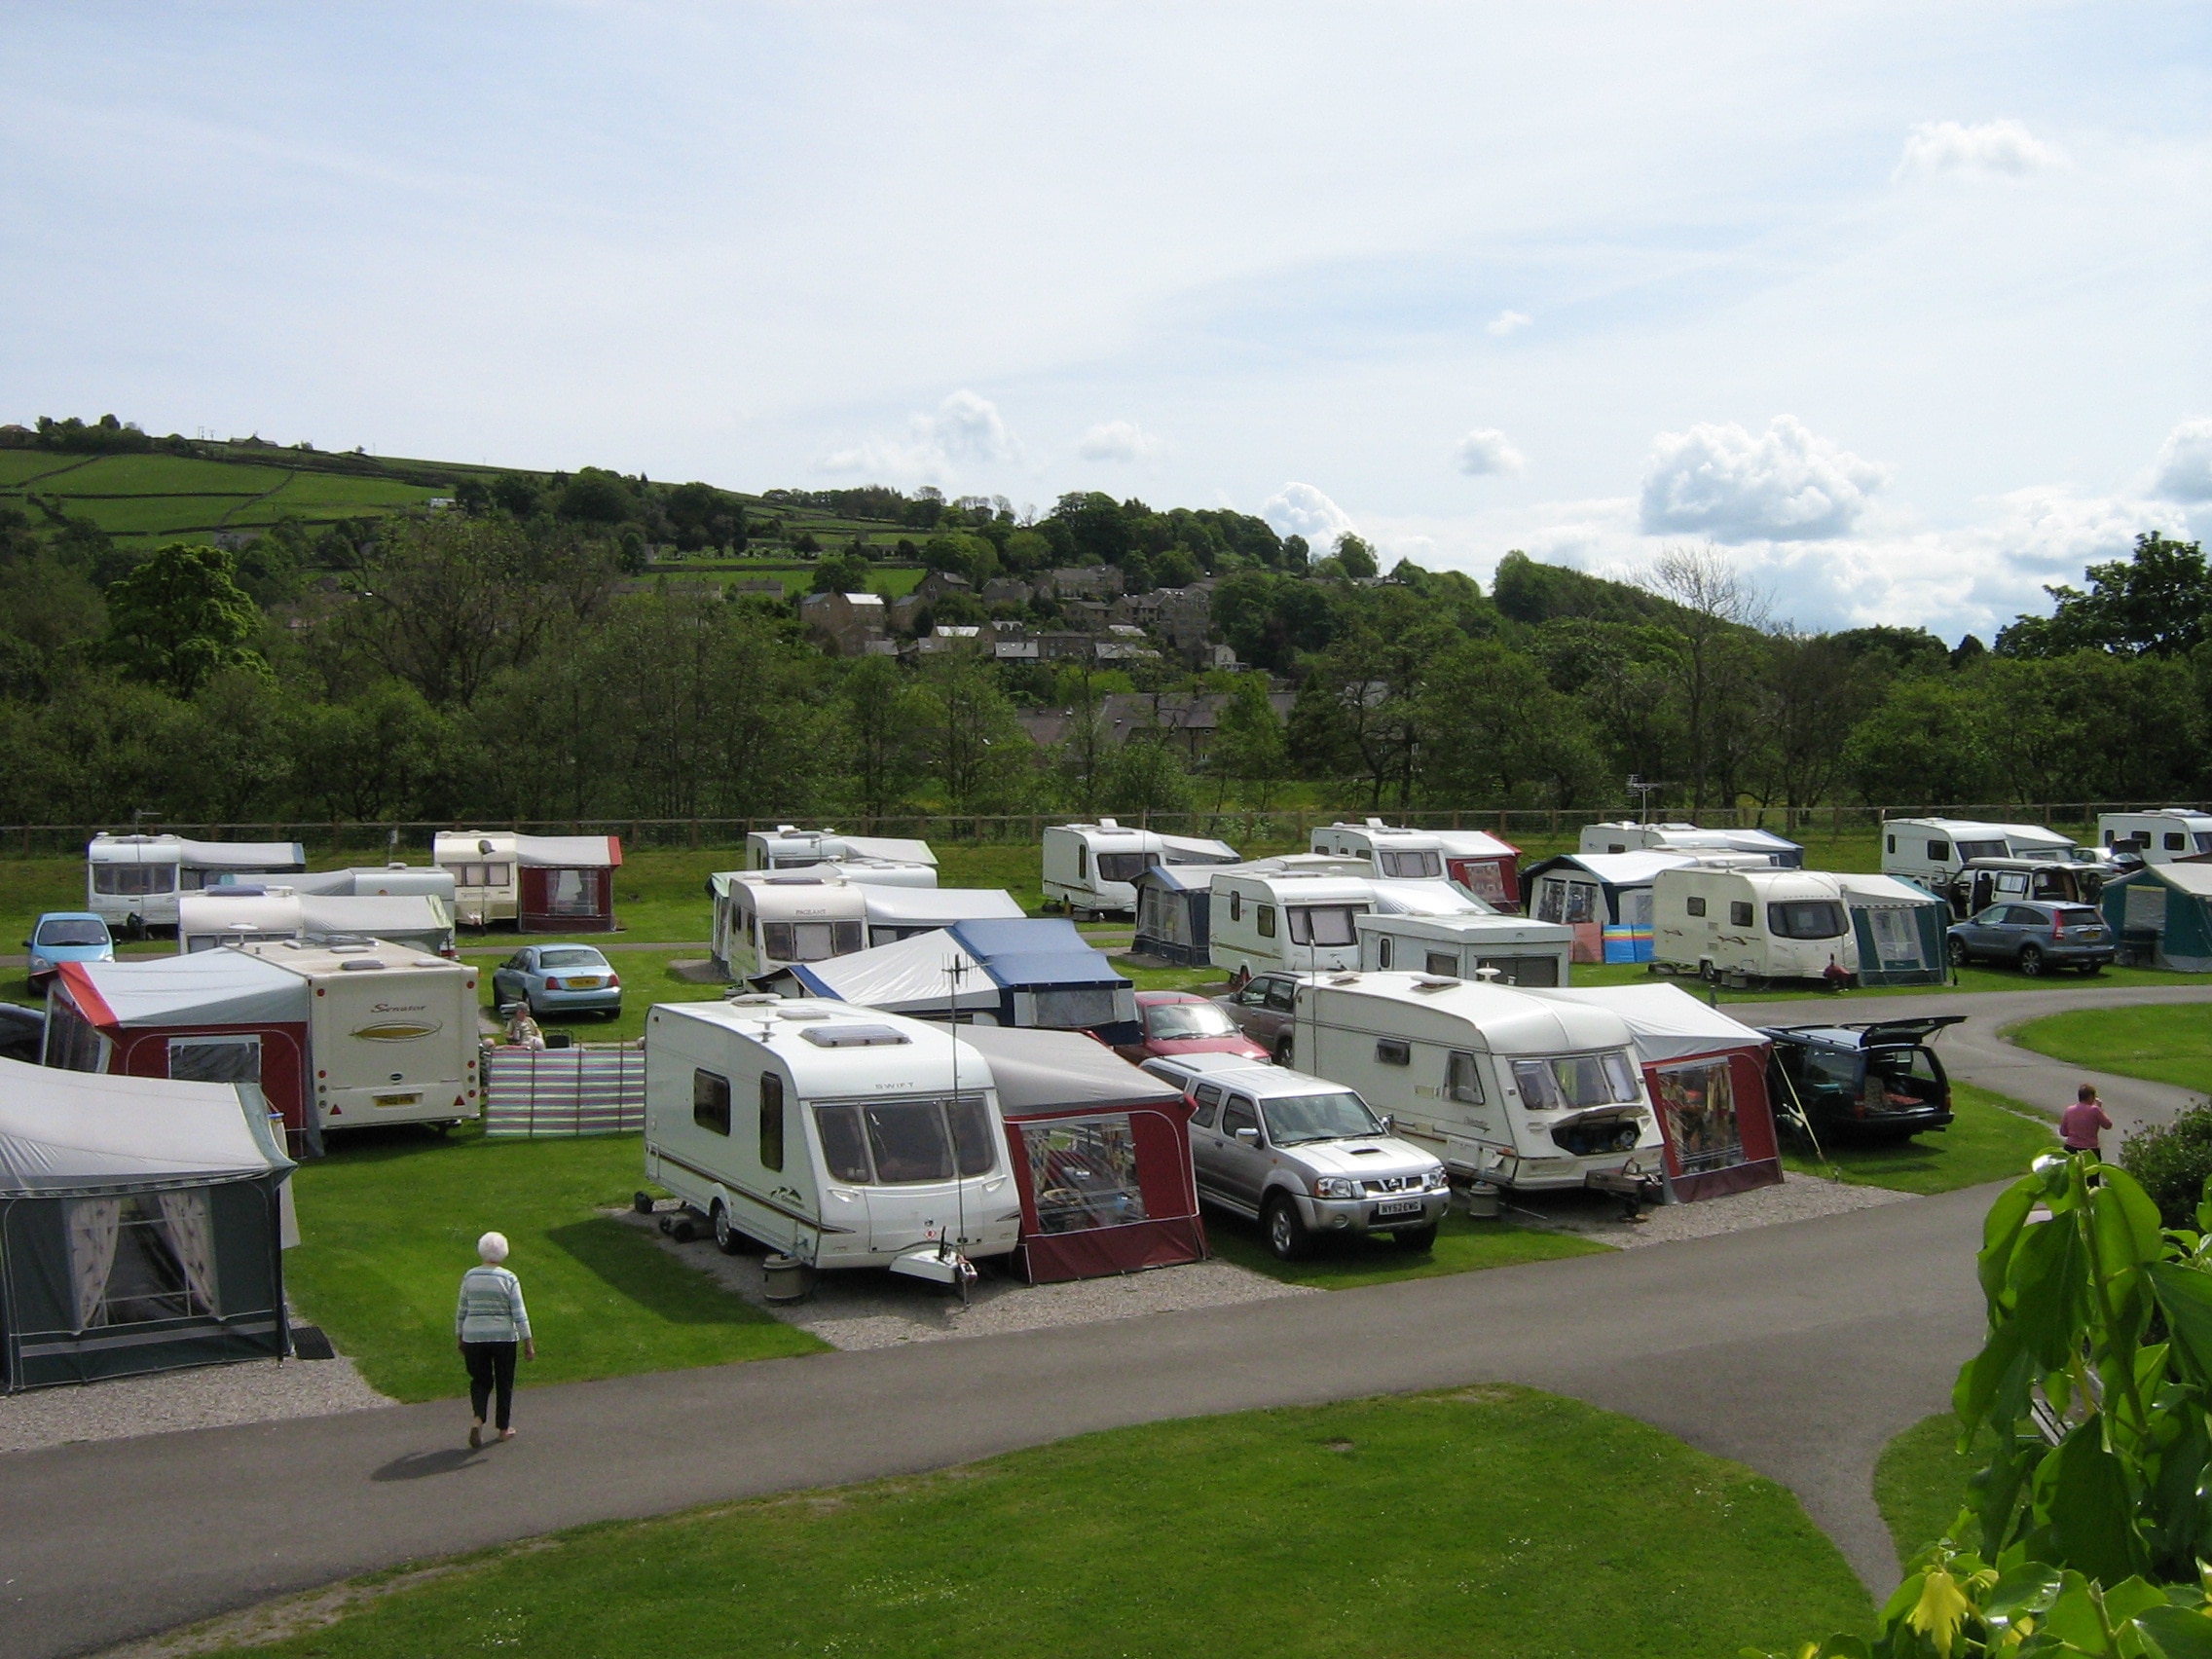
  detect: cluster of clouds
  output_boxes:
[819,388,1018,483]
[1893,118,2068,183]
[1638,416,1889,542]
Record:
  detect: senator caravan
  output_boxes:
[1042,819,1238,919]
[2098,810,2212,866]
[1578,822,1802,868]
[643,998,1020,1279]
[1209,870,1380,976]
[1356,911,1574,987]
[745,827,940,881]
[708,871,867,978]
[86,834,308,930]
[1308,819,1526,908]
[1291,973,1663,1194]
[1651,866,1857,983]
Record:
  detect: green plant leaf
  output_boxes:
[2136,1604,2212,1659]
[2041,1421,2152,1588]
[2106,1577,2174,1625]
[2015,1217,2093,1371]
[2150,1264,2212,1386]
[2041,1570,2115,1653]
[1986,1561,2066,1623]
[1984,1177,2045,1303]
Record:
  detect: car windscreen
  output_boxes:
[1095,852,1157,883]
[36,919,109,946]
[538,947,607,968]
[1146,1002,1237,1039]
[1767,901,1847,940]
[1260,1090,1383,1144]
[1511,1052,1641,1110]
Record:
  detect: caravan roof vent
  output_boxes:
[800,1023,910,1048]
[328,942,374,953]
[1365,817,1387,830]
[1330,974,1361,985]
[1097,817,1120,830]
[765,876,825,886]
[339,958,387,973]
[727,992,779,1006]
[1413,976,1456,992]
[776,1007,831,1021]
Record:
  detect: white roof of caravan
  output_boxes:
[1312,973,1633,1055]
[1536,851,1699,886]
[1997,823,2077,850]
[835,836,937,866]
[862,888,1027,927]
[1537,984,1768,1060]
[735,880,869,921]
[435,830,519,857]
[2103,808,2212,824]
[62,949,308,1028]
[1652,866,1838,896]
[1432,829,1517,858]
[1882,817,2012,837]
[238,938,469,977]
[87,833,305,866]
[1353,911,1571,944]
[1216,872,1379,904]
[1315,821,1442,848]
[181,893,451,938]
[1833,872,1945,906]
[1053,819,1160,843]
[282,866,457,899]
[660,1000,988,1098]
[0,1057,290,1195]
[1366,880,1490,916]
[1159,833,1240,864]
[515,834,620,866]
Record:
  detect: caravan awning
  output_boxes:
[515,834,622,868]
[1539,984,1770,1060]
[1833,873,1944,906]
[862,888,1026,929]
[761,930,1001,1014]
[1158,834,1239,865]
[954,1025,1185,1116]
[947,919,1130,990]
[58,951,308,1029]
[0,1057,291,1195]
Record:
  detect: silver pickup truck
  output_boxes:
[1140,1052,1450,1260]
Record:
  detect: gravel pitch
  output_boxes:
[0,1353,392,1456]
[615,1206,1318,1350]
[1506,1170,1908,1249]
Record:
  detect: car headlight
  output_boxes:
[1613,1124,1640,1151]
[1313,1177,1358,1199]
[1423,1167,1450,1191]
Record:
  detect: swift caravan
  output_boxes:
[642,998,1020,1281]
[1291,973,1664,1196]
[283,866,459,903]
[745,826,939,875]
[86,834,307,930]
[1208,871,1378,977]
[1577,822,1802,867]
[1651,866,1855,983]
[708,872,867,978]
[1042,820,1237,919]
[1880,819,2080,889]
[2098,810,2212,865]
[177,891,457,958]
[1356,912,1573,987]
[1308,819,1526,907]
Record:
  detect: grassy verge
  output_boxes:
[192,1387,1869,1659]
[1782,1083,2055,1195]
[1205,1206,1610,1288]
[287,1127,824,1402]
[1875,1413,1980,1567]
[2009,1003,2212,1096]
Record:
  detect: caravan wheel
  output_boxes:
[713,1202,744,1255]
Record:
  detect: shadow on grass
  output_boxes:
[1206,1208,1607,1290]
[543,1217,782,1329]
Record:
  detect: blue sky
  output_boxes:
[5,2,2209,638]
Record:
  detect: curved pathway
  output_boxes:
[4,981,2207,1658]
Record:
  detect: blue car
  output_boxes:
[1946,901,2114,977]
[25,911,115,989]
[492,943,622,1018]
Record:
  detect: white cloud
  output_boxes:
[2152,419,2212,502]
[1639,415,1887,542]
[819,387,1017,482]
[1076,419,1162,462]
[1894,119,2066,182]
[1486,310,1532,337]
[1261,481,1356,545]
[1454,426,1526,477]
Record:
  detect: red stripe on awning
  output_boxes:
[55,961,118,1029]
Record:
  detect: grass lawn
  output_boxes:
[189,1387,1869,1659]
[287,1126,824,1402]
[2009,1003,2212,1096]
[1782,1083,2055,1194]
[1875,1413,1980,1566]
[1207,1206,1610,1288]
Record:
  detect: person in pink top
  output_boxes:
[2061,1084,2113,1157]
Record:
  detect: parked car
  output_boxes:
[1762,1016,1962,1141]
[492,943,622,1018]
[1140,1051,1450,1259]
[1113,990,1271,1066]
[24,911,115,989]
[1946,902,2114,977]
[1216,972,1302,1061]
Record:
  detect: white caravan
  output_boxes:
[745,827,939,874]
[240,938,482,1132]
[178,891,457,957]
[643,997,1020,1280]
[1651,866,1856,982]
[1209,871,1381,977]
[708,872,868,978]
[1309,820,1451,881]
[861,887,1027,947]
[1578,822,1801,867]
[2098,810,2212,865]
[433,830,520,926]
[1291,972,1663,1194]
[1881,819,2080,887]
[1041,819,1238,919]
[1356,912,1574,987]
[85,834,307,929]
[282,866,459,903]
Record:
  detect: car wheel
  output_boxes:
[1272,1035,1294,1066]
[2081,961,2104,976]
[1392,1223,1439,1252]
[1264,1194,1310,1262]
[1947,938,1970,968]
[2017,944,2045,977]
[713,1202,744,1256]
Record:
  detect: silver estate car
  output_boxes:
[1140,1052,1450,1260]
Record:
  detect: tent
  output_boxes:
[1834,873,1948,986]
[861,886,1027,948]
[1520,852,1700,964]
[517,834,622,933]
[759,918,1140,1044]
[0,1057,293,1391]
[1540,984,1783,1202]
[1131,863,1216,964]
[46,953,316,1152]
[2103,864,2212,972]
[955,1025,1205,1283]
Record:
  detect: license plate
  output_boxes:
[1374,1198,1423,1217]
[564,977,605,989]
[375,1092,422,1109]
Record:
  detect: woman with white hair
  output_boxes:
[455,1230,535,1447]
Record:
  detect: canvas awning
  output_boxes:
[861,888,1027,929]
[1158,833,1239,865]
[760,930,1001,1013]
[514,834,622,868]
[946,918,1129,991]
[954,1024,1187,1116]
[0,1057,291,1195]
[1833,872,1944,906]
[1538,984,1769,1059]
[57,951,308,1029]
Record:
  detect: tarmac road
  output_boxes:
[3,979,2207,1658]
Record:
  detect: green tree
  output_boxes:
[1331,533,1379,579]
[1843,675,1996,807]
[1998,533,2212,658]
[914,654,1031,812]
[1208,675,1288,810]
[810,551,875,595]
[287,681,454,820]
[555,467,635,527]
[1102,733,1195,815]
[101,541,266,696]
[835,654,924,818]
[1417,640,1601,807]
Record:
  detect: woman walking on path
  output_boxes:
[457,1231,535,1448]
[2061,1084,2114,1159]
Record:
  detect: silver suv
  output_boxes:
[1140,1052,1450,1260]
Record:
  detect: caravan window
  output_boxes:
[446,863,510,890]
[865,1101,955,1182]
[1957,839,2006,863]
[1729,901,1754,927]
[1377,936,1394,968]
[1479,955,1558,987]
[1096,852,1155,883]
[45,1000,103,1072]
[1511,1052,1641,1111]
[1377,849,1442,879]
[92,864,176,896]
[1925,840,1949,863]
[2168,833,2189,852]
[1287,906,1359,946]
[1229,892,1242,923]
[167,1037,261,1085]
[1768,902,1847,940]
[1686,896,1707,917]
[68,1191,217,1328]
[1537,879,1599,925]
[1376,1039,1410,1066]
[1256,903,1276,939]
[1886,834,1897,854]
[545,868,603,917]
[761,920,863,963]
[692,1070,732,1136]
[1425,951,1457,977]
[759,1074,786,1171]
[1446,1051,1484,1103]
[812,1097,993,1184]
[815,1106,871,1182]
[1033,987,1121,1030]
